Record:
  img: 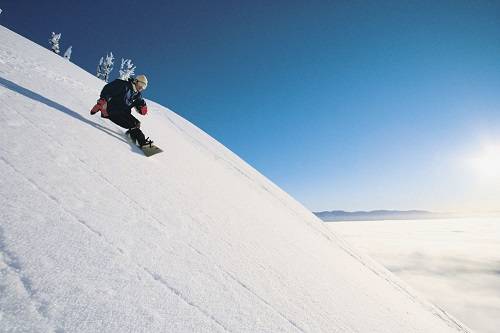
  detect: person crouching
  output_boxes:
[91,74,153,147]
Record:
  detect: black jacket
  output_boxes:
[100,78,146,116]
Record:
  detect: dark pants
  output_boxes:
[109,112,146,145]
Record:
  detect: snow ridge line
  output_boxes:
[162,111,373,332]
[206,137,472,333]
[142,267,232,333]
[162,111,275,195]
[0,199,62,333]
[162,111,338,249]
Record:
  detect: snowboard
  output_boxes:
[140,143,163,157]
[124,131,163,157]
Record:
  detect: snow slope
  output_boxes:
[0,25,470,332]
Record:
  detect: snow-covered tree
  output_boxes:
[63,46,72,61]
[49,32,61,54]
[97,58,104,79]
[96,52,114,82]
[119,58,136,80]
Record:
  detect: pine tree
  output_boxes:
[96,52,114,82]
[97,57,104,80]
[63,46,72,61]
[119,58,136,80]
[49,32,61,54]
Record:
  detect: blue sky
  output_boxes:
[2,1,500,212]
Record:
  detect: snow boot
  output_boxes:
[140,137,154,148]
[127,128,151,148]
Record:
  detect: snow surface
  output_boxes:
[0,25,471,332]
[328,217,500,333]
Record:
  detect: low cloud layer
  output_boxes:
[329,218,500,333]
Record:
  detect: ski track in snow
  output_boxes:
[1,155,233,332]
[186,243,306,333]
[142,266,232,333]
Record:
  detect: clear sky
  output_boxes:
[2,1,500,213]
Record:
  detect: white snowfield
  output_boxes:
[0,25,470,332]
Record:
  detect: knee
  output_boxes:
[131,121,141,129]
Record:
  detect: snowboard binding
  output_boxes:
[140,137,154,148]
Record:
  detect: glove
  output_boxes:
[90,98,109,118]
[138,105,148,115]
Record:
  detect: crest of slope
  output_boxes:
[0,25,469,333]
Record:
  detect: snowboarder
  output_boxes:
[90,74,152,147]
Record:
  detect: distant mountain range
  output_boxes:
[314,210,454,222]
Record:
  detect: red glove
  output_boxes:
[138,105,148,115]
[90,98,109,118]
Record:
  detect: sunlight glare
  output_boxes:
[468,143,500,180]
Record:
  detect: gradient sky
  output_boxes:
[2,1,500,212]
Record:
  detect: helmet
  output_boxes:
[134,74,148,90]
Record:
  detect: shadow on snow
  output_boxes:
[0,76,142,155]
